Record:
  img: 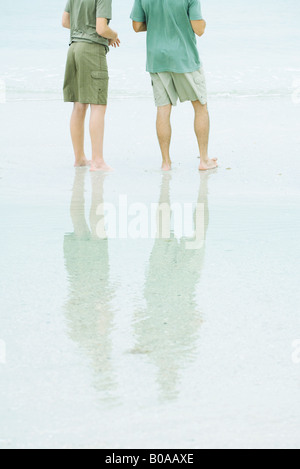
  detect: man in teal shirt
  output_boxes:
[131,0,217,171]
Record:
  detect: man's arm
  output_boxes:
[132,21,147,33]
[131,0,146,33]
[191,19,206,37]
[96,18,120,46]
[62,11,70,29]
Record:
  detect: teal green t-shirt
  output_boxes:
[130,0,203,73]
[65,0,112,48]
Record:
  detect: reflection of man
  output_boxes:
[64,169,116,397]
[131,0,218,172]
[133,172,213,400]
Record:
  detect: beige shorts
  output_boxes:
[150,68,207,107]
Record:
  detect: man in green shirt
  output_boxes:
[62,0,120,171]
[131,0,217,171]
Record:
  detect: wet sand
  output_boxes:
[0,95,300,449]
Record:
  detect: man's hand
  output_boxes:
[109,37,121,48]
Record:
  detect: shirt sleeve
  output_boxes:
[96,0,112,20]
[188,0,203,21]
[65,0,71,13]
[130,0,146,22]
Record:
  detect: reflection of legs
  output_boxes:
[196,172,210,240]
[90,104,113,172]
[192,101,218,171]
[70,103,90,167]
[157,173,172,239]
[90,173,107,239]
[70,168,90,237]
[157,105,172,171]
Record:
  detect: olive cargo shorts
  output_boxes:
[150,68,207,107]
[63,42,109,105]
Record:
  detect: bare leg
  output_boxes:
[192,101,218,171]
[156,104,172,171]
[70,102,90,167]
[89,104,113,172]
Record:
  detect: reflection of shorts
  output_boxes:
[150,68,207,107]
[63,42,109,105]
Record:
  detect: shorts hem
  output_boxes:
[154,101,178,108]
[179,97,208,106]
[64,98,108,105]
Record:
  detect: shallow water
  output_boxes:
[1,96,300,448]
[1,0,300,450]
[0,0,300,101]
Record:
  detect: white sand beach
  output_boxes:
[0,0,300,450]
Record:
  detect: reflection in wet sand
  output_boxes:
[64,170,116,399]
[133,173,213,400]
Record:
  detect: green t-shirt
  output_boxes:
[65,0,112,49]
[130,0,203,74]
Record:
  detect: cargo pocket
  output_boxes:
[91,71,109,81]
[193,73,204,85]
[91,71,109,104]
[91,71,109,91]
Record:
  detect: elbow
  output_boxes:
[194,21,206,37]
[132,22,142,33]
[62,19,70,29]
[62,12,70,29]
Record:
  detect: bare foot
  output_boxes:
[74,158,91,168]
[199,158,219,171]
[90,160,114,172]
[162,160,172,172]
[198,156,218,162]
